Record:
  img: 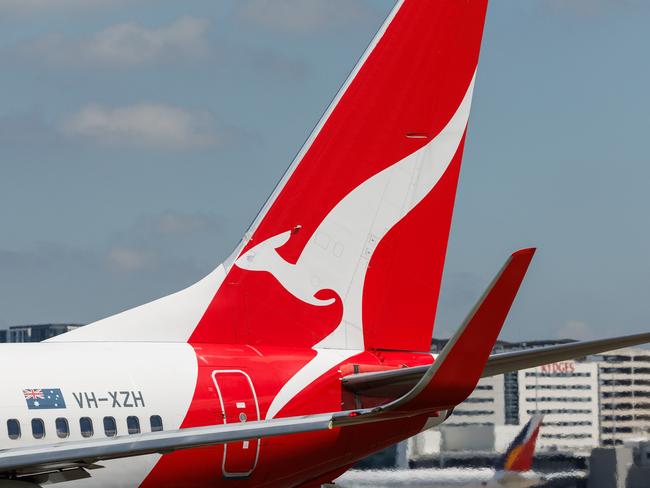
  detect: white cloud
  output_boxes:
[107,247,152,272]
[61,103,218,149]
[239,0,373,34]
[24,17,209,67]
[557,320,595,341]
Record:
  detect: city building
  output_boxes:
[594,347,650,446]
[5,324,83,343]
[519,360,600,452]
[415,338,650,459]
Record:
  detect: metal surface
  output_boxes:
[342,332,650,397]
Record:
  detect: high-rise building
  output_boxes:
[519,360,600,451]
[427,338,650,454]
[594,347,650,446]
[446,375,505,426]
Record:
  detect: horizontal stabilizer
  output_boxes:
[483,332,650,377]
[343,331,650,398]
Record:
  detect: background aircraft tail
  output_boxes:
[498,415,544,473]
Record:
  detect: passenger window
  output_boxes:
[7,419,20,440]
[103,416,117,437]
[127,416,140,435]
[31,418,45,439]
[150,415,163,432]
[80,417,94,438]
[56,418,69,438]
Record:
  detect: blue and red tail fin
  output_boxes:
[498,415,544,473]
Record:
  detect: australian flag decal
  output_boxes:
[23,388,66,409]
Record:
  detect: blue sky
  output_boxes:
[0,0,649,343]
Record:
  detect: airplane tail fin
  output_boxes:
[498,415,544,473]
[54,1,490,348]
[190,0,490,350]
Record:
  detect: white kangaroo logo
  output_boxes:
[236,230,336,307]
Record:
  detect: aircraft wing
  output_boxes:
[0,413,339,480]
[342,332,650,398]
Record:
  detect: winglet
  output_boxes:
[401,248,536,410]
[333,248,535,427]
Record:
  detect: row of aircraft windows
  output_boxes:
[6,415,163,440]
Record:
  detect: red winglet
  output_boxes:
[400,248,536,412]
[332,248,535,428]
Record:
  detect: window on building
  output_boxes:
[56,418,69,438]
[527,384,591,390]
[150,415,163,432]
[601,367,632,374]
[80,417,94,438]
[31,418,45,439]
[527,409,591,415]
[452,410,494,416]
[103,417,117,437]
[127,416,140,435]
[541,433,592,439]
[7,419,21,440]
[525,396,592,403]
[603,427,633,434]
[601,379,632,386]
[525,372,591,378]
[504,371,519,426]
[544,421,592,427]
[464,397,493,403]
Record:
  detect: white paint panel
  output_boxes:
[49,265,226,343]
[266,348,359,419]
[0,342,197,486]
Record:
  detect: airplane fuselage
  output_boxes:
[0,342,440,487]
